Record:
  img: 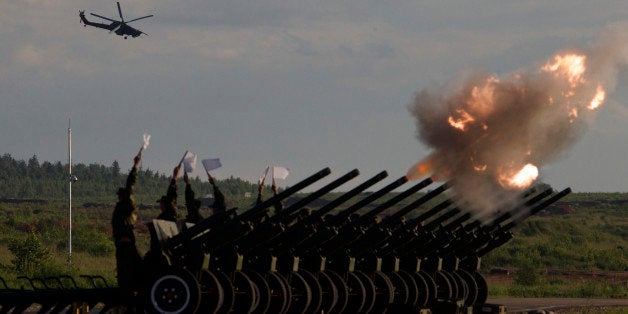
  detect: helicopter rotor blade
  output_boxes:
[90,13,119,23]
[126,15,153,23]
[117,2,124,22]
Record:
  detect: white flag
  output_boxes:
[202,158,222,172]
[259,166,270,184]
[182,151,197,173]
[142,133,151,150]
[273,166,290,180]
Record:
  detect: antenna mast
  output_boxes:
[67,119,73,266]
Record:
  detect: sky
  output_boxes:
[1,0,627,193]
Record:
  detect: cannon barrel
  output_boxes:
[317,181,442,255]
[456,187,571,259]
[461,187,551,234]
[241,167,332,221]
[165,167,331,251]
[352,177,430,227]
[406,198,452,230]
[270,168,360,225]
[441,211,472,233]
[278,176,414,254]
[421,207,461,231]
[502,187,572,231]
[386,183,448,225]
[261,171,389,254]
[303,170,389,224]
[347,198,453,259]
[452,187,556,256]
[235,169,361,252]
[488,187,554,230]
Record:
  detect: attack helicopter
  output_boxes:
[80,2,152,39]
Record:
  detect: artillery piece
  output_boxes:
[0,167,570,313]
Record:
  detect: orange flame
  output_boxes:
[406,158,434,181]
[498,163,539,189]
[588,85,606,110]
[448,109,475,131]
[467,76,499,114]
[542,54,586,87]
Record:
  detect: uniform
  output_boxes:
[157,177,179,222]
[111,166,143,308]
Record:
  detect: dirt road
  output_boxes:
[487,298,628,313]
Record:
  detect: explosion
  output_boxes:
[407,26,627,215]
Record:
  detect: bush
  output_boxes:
[8,231,52,277]
[59,228,114,256]
[514,263,540,286]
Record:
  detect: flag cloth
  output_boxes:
[182,151,197,173]
[202,158,222,172]
[259,166,270,184]
[142,133,151,150]
[273,166,290,180]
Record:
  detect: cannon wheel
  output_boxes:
[213,270,234,313]
[450,270,468,302]
[344,271,366,313]
[456,269,478,306]
[243,270,271,314]
[353,271,376,313]
[473,272,489,305]
[442,270,460,301]
[324,270,348,313]
[386,271,409,305]
[232,271,257,313]
[371,271,395,312]
[146,268,201,314]
[398,270,419,306]
[266,271,290,313]
[199,270,224,313]
[433,271,453,301]
[412,271,431,308]
[316,271,339,313]
[286,271,312,313]
[418,270,437,305]
[298,270,323,313]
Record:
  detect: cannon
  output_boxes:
[0,167,571,314]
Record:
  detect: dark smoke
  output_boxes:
[408,24,628,218]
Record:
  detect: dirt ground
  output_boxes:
[487,297,628,313]
[485,270,628,313]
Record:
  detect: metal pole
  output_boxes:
[68,119,72,267]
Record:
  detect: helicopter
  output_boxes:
[79,2,153,39]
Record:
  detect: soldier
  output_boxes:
[183,172,203,224]
[255,176,284,215]
[111,152,143,312]
[207,172,226,214]
[157,165,180,222]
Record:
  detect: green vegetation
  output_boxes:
[0,153,625,298]
[482,204,627,271]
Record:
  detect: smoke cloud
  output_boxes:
[408,24,628,218]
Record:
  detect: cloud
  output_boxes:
[14,45,46,67]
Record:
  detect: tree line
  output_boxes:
[0,153,268,208]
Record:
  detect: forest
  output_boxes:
[0,153,274,209]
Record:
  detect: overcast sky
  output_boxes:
[1,1,627,192]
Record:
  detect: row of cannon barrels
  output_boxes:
[0,167,570,313]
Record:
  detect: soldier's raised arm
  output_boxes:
[207,172,226,213]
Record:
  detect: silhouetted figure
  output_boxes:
[255,176,284,216]
[111,152,143,312]
[157,165,180,222]
[207,172,226,214]
[183,172,203,224]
